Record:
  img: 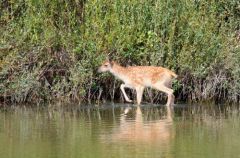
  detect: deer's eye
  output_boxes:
[104,64,108,67]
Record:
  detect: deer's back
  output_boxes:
[124,66,171,86]
[126,66,166,76]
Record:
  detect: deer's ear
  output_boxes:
[108,55,114,67]
[109,61,114,67]
[106,56,110,62]
[107,53,113,61]
[105,56,113,67]
[109,57,113,63]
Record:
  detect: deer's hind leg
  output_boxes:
[153,77,175,107]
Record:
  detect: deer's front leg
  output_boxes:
[120,84,133,102]
[136,86,144,105]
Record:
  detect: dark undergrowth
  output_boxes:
[0,0,240,105]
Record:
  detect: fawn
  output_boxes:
[98,58,177,106]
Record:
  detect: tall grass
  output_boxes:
[0,0,240,104]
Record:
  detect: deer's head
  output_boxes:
[98,58,113,73]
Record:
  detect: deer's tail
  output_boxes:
[167,70,178,79]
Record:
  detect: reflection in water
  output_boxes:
[101,106,174,147]
[0,104,240,158]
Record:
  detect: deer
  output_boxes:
[98,57,178,106]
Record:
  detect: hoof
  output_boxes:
[165,103,174,107]
[126,99,133,103]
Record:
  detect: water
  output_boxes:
[0,103,239,158]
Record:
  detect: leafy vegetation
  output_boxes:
[0,0,240,104]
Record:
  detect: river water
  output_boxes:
[0,103,239,158]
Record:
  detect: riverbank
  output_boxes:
[1,1,240,104]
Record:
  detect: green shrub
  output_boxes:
[0,0,239,104]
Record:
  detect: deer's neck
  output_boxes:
[110,63,128,81]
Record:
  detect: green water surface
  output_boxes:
[0,104,239,158]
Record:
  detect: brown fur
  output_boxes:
[98,60,177,106]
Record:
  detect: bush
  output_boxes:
[0,0,240,104]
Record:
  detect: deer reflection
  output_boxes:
[102,106,174,145]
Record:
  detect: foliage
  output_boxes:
[0,0,240,104]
